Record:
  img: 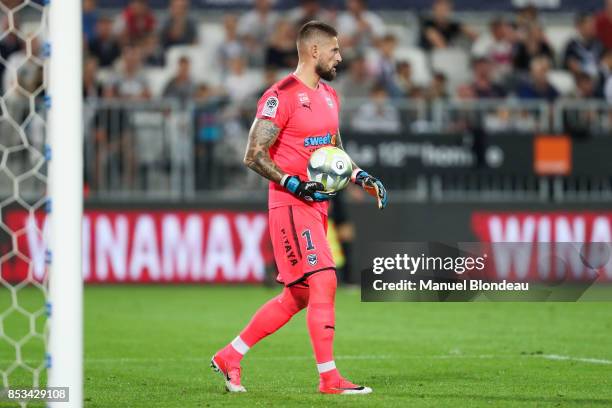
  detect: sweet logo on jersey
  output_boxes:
[303,132,337,147]
[261,96,279,118]
[307,254,318,266]
[325,96,334,108]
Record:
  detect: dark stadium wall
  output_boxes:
[5,200,612,284]
[84,200,612,283]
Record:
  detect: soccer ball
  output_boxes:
[307,146,353,193]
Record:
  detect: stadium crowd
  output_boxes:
[74,0,612,105]
[3,0,612,191]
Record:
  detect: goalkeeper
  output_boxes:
[211,21,387,395]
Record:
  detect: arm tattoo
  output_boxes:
[243,119,285,183]
[335,130,359,170]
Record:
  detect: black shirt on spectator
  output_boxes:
[88,38,121,68]
[419,17,462,50]
[513,42,554,71]
[562,38,604,74]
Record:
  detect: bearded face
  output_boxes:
[315,60,337,81]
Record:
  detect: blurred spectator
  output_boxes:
[163,56,195,104]
[472,17,515,82]
[3,36,43,94]
[237,0,279,66]
[265,19,299,69]
[160,0,197,50]
[516,56,559,102]
[512,22,554,71]
[218,14,244,71]
[83,57,103,99]
[572,72,601,99]
[350,82,401,133]
[427,72,449,100]
[288,0,335,30]
[336,54,375,99]
[115,0,156,44]
[469,57,507,99]
[515,5,540,37]
[603,49,612,101]
[106,45,151,100]
[419,0,477,50]
[595,0,612,49]
[337,0,386,54]
[605,75,612,102]
[455,83,476,100]
[83,0,98,42]
[0,32,40,147]
[599,48,612,88]
[563,13,604,78]
[0,16,23,94]
[88,17,121,68]
[391,60,418,98]
[140,33,165,67]
[368,33,398,91]
[223,56,261,103]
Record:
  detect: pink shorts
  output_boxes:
[269,205,335,287]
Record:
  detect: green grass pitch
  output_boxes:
[2,285,612,407]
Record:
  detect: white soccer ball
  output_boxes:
[307,146,353,193]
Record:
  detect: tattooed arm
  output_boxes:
[243,118,285,184]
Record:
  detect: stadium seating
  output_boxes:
[430,47,471,89]
[393,46,431,85]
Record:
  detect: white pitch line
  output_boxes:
[538,354,612,365]
[1,354,611,365]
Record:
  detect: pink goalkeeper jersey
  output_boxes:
[256,73,340,215]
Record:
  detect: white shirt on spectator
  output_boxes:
[237,10,279,43]
[223,70,262,103]
[109,71,149,98]
[337,11,386,46]
[350,102,401,133]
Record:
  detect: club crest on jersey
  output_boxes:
[307,254,318,266]
[261,96,279,118]
[297,92,310,108]
[304,132,336,147]
[325,96,334,108]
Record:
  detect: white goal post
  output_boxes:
[47,0,83,407]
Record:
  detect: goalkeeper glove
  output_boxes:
[281,175,336,202]
[352,169,388,209]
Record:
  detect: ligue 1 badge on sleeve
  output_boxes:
[262,96,279,118]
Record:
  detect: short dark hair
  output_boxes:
[297,20,337,43]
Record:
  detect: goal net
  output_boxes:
[0,0,82,406]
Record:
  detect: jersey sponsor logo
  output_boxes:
[297,92,310,108]
[261,96,279,118]
[304,132,335,147]
[307,253,318,266]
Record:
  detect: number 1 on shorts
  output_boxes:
[301,229,315,251]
